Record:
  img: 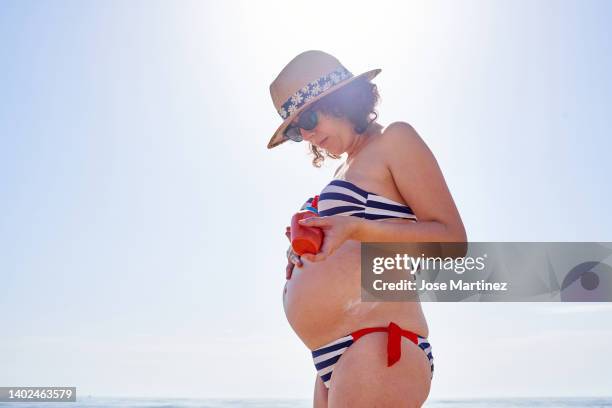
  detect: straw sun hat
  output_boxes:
[267,50,381,149]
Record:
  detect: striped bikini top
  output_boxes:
[301,179,417,221]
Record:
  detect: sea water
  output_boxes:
[1,397,611,407]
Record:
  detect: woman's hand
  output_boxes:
[285,226,302,280]
[298,216,362,262]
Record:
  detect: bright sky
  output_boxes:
[1,0,611,400]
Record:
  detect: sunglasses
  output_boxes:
[283,109,319,142]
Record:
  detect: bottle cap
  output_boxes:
[304,194,320,214]
[311,195,320,209]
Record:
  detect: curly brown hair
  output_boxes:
[306,76,380,167]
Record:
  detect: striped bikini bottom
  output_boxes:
[311,322,434,389]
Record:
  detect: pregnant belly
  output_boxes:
[283,237,428,350]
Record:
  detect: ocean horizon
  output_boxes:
[1,396,611,407]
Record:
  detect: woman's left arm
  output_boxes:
[352,121,467,243]
[300,122,466,262]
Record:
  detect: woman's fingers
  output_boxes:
[286,262,293,279]
[298,216,330,227]
[293,254,303,267]
[285,226,291,241]
[289,250,303,267]
[285,247,302,280]
[285,255,301,280]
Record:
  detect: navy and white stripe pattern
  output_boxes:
[315,179,417,221]
[312,335,354,388]
[312,333,434,389]
[417,336,434,376]
[300,180,426,389]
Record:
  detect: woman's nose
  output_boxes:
[300,128,316,141]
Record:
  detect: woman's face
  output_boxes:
[299,111,355,155]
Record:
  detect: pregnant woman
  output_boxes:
[268,51,466,407]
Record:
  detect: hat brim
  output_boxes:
[266,68,382,149]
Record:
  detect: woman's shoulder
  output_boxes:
[381,121,420,140]
[371,121,426,153]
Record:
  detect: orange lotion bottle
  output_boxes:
[290,195,323,255]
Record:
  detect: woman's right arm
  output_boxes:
[285,196,313,279]
[285,227,302,280]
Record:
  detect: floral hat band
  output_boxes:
[277,66,353,120]
[267,50,381,149]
